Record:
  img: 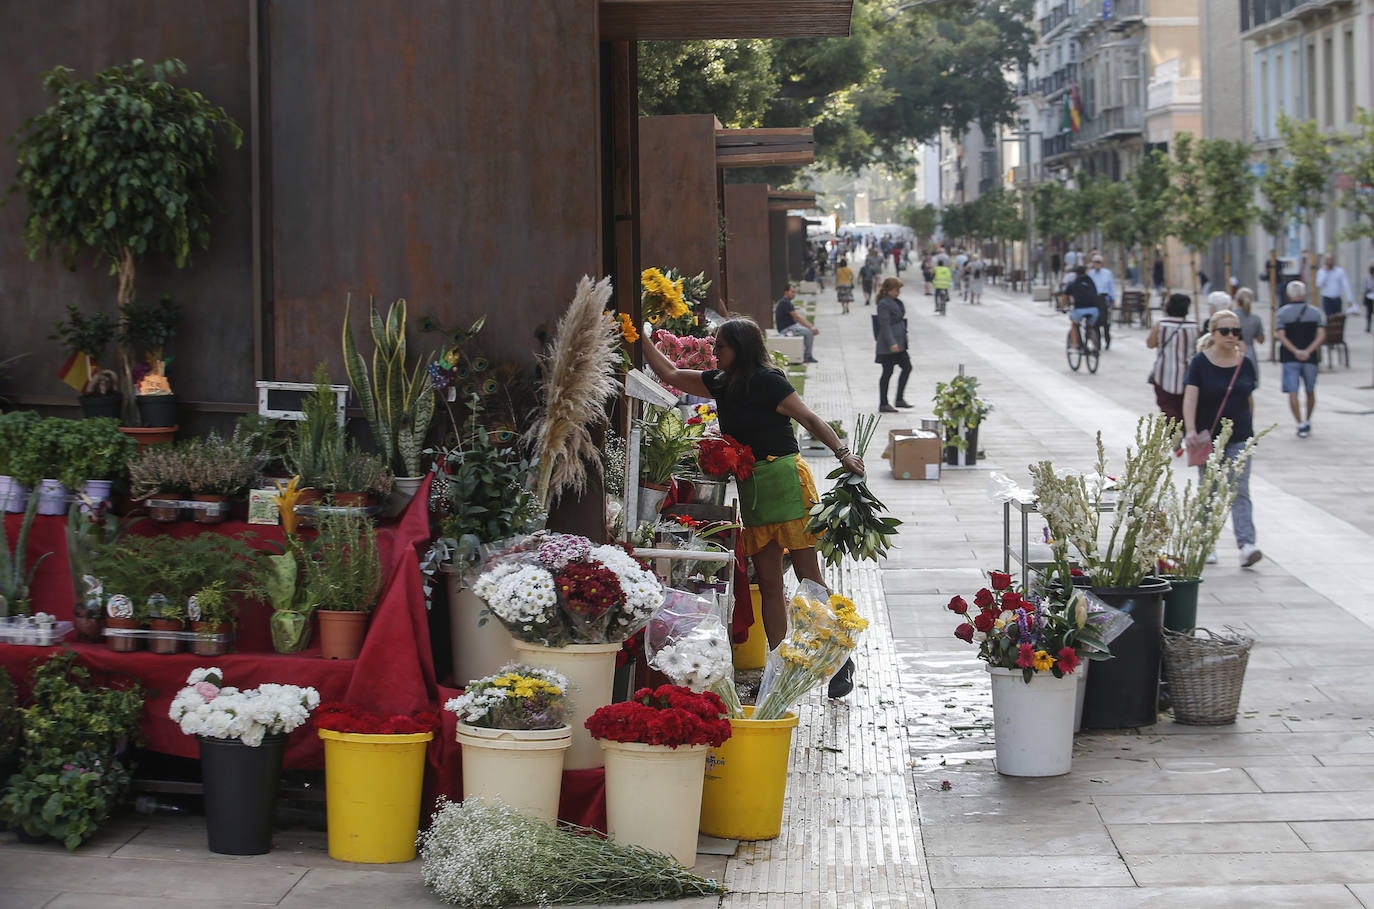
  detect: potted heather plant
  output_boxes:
[128,441,192,521]
[183,432,260,524]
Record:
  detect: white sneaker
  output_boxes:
[1240,544,1263,567]
[1205,551,1218,565]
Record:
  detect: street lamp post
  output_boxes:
[1000,124,1043,288]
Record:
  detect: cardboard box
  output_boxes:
[889,430,941,480]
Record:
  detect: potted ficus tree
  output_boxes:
[932,374,991,467]
[5,58,241,428]
[50,304,121,418]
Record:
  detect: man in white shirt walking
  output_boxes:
[1088,254,1117,350]
[1315,254,1353,317]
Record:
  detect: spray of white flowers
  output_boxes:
[1162,420,1269,578]
[1029,414,1179,589]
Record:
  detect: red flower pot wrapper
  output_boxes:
[444,665,569,730]
[644,589,743,717]
[472,532,663,646]
[585,685,732,748]
[946,571,1134,684]
[313,702,441,736]
[753,580,869,720]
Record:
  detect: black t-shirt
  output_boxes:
[775,298,797,331]
[701,368,799,459]
[1185,353,1256,442]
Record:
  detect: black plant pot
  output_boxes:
[136,394,178,428]
[943,425,979,466]
[78,392,122,419]
[197,733,287,855]
[1080,576,1171,729]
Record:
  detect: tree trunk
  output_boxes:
[1190,249,1201,328]
[117,246,140,426]
[1268,247,1280,361]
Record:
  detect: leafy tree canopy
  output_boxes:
[639,0,1033,173]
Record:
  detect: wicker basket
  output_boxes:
[1162,627,1255,725]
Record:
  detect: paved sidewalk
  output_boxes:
[4,266,1374,908]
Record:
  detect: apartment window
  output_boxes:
[1323,34,1334,127]
[1260,58,1271,137]
[1344,29,1355,124]
[1291,46,1302,118]
[1308,42,1317,124]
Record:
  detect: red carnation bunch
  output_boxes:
[313,702,441,735]
[555,561,623,639]
[695,434,756,480]
[585,684,733,748]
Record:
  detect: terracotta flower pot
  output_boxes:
[318,610,369,660]
[72,604,104,643]
[191,621,234,657]
[193,493,229,525]
[105,616,143,652]
[118,425,178,447]
[296,488,323,527]
[331,492,371,508]
[148,618,186,654]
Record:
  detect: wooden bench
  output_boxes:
[1117,289,1149,327]
[1324,313,1349,369]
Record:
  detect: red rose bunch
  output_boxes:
[313,702,441,735]
[695,434,756,480]
[584,684,732,748]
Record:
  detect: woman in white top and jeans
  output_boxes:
[1146,293,1200,423]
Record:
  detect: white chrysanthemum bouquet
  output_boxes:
[167,667,319,747]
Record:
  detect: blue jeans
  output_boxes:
[780,324,815,361]
[1070,306,1099,325]
[1281,361,1318,394]
[1198,441,1255,547]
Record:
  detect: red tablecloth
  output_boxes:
[1,481,608,829]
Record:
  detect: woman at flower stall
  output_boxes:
[641,317,864,697]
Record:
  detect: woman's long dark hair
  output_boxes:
[715,317,782,398]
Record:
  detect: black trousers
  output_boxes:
[878,351,912,405]
[1097,296,1112,348]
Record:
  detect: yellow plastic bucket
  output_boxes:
[732,585,768,670]
[318,728,433,863]
[698,707,798,840]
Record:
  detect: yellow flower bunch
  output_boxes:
[754,583,869,720]
[641,267,689,323]
[1033,650,1055,672]
[272,475,307,538]
[616,312,639,344]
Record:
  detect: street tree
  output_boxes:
[897,203,939,249]
[1169,132,1218,306]
[1276,114,1333,283]
[1131,150,1173,295]
[1335,107,1374,245]
[1199,138,1255,285]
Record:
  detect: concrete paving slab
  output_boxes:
[1127,850,1374,887]
[1108,819,1309,853]
[0,851,305,902]
[932,884,1364,909]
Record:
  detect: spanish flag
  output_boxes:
[57,352,95,392]
[1068,85,1083,133]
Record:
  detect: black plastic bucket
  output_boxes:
[136,394,178,428]
[198,733,287,855]
[1080,576,1170,729]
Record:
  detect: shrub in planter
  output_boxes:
[320,442,392,506]
[305,510,383,659]
[0,411,40,479]
[0,651,143,850]
[932,374,992,463]
[188,581,238,657]
[56,418,138,500]
[11,417,80,488]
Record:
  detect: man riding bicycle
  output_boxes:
[1066,265,1100,348]
[932,262,953,311]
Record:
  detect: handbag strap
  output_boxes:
[1208,362,1243,436]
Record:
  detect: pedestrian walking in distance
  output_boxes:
[1275,280,1326,438]
[1146,293,1198,424]
[1315,254,1353,317]
[874,277,912,413]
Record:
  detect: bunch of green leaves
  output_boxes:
[50,304,119,362]
[0,493,47,617]
[419,797,723,908]
[304,510,383,613]
[805,414,901,566]
[0,752,131,850]
[0,667,20,759]
[118,294,181,363]
[932,375,992,449]
[0,410,40,477]
[66,501,136,610]
[285,364,345,487]
[11,651,143,774]
[433,399,543,566]
[56,417,137,490]
[638,405,702,486]
[320,441,393,497]
[10,416,81,486]
[232,413,288,474]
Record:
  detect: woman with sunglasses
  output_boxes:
[1182,310,1262,568]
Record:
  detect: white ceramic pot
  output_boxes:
[384,475,426,517]
[601,739,708,868]
[81,479,115,514]
[444,565,516,686]
[988,666,1076,777]
[35,479,69,515]
[1,477,31,513]
[456,723,571,822]
[511,640,623,770]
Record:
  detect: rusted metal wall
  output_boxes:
[0,2,254,408]
[637,115,721,312]
[723,183,771,326]
[267,0,602,383]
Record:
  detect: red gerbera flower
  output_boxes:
[1056,647,1080,674]
[1016,643,1036,669]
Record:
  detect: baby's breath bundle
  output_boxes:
[419,798,724,908]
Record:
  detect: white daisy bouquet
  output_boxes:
[472,532,664,646]
[446,664,569,730]
[645,589,742,717]
[167,667,319,747]
[753,580,868,720]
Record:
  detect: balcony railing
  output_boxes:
[1073,0,1146,33]
[1073,105,1145,145]
[1241,0,1351,35]
[1039,3,1069,36]
[1043,133,1075,160]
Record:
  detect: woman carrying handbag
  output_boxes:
[1182,309,1262,568]
[1146,293,1199,422]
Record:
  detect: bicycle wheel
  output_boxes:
[1065,326,1082,371]
[1084,323,1100,374]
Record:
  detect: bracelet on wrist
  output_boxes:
[834,447,851,460]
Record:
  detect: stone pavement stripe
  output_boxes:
[929,884,1364,909]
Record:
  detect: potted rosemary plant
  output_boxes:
[305,510,383,660]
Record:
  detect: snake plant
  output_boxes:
[342,296,435,477]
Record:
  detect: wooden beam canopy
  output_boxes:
[768,190,819,211]
[715,128,815,168]
[600,0,854,40]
